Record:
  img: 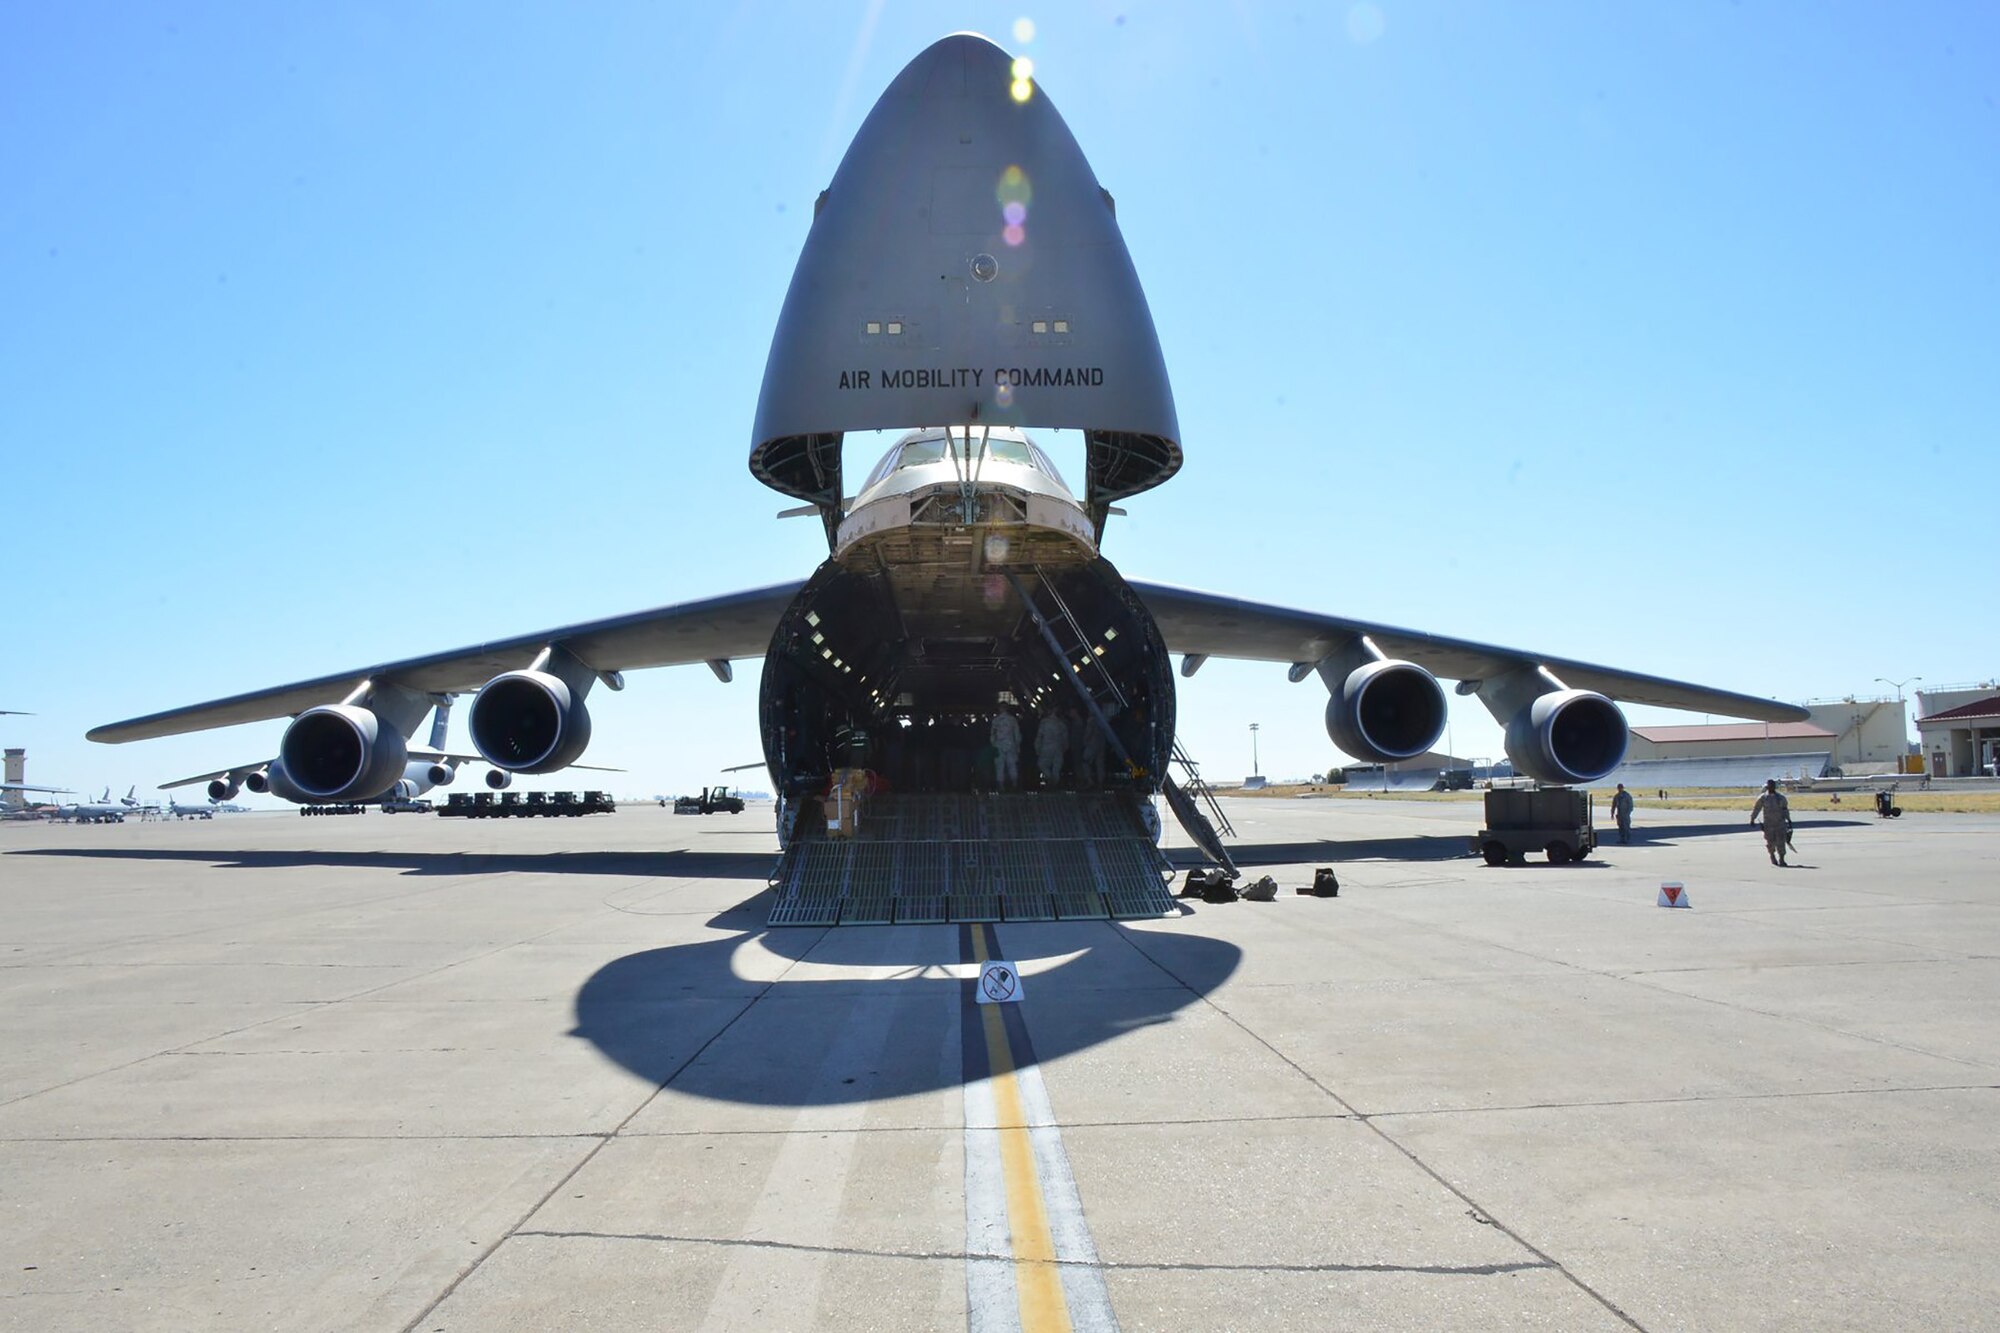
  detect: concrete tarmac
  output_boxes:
[2,796,1997,1331]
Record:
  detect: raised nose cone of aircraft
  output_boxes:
[751,32,1181,531]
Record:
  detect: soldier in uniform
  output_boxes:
[990,708,1021,791]
[1610,783,1635,844]
[1749,778,1792,866]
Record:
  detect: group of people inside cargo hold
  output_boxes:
[852,700,1151,795]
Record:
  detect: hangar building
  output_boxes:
[1625,699,1907,770]
[1915,685,2000,777]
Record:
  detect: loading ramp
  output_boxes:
[766,791,1179,927]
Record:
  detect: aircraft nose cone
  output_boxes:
[750,32,1180,509]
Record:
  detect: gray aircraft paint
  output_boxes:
[751,33,1180,519]
[88,31,1805,801]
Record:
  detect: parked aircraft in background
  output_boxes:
[53,789,133,824]
[166,797,216,820]
[90,35,1802,852]
[112,785,163,819]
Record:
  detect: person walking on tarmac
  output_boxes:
[1035,707,1069,789]
[1610,783,1635,844]
[990,708,1021,791]
[1750,778,1792,866]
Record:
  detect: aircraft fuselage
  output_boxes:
[760,426,1176,838]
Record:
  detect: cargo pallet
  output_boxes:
[437,790,616,818]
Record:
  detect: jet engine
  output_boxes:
[484,769,513,790]
[208,777,243,801]
[426,761,456,787]
[276,704,411,802]
[469,669,593,774]
[1323,659,1449,763]
[1502,690,1629,785]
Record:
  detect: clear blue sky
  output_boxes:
[4,3,1995,802]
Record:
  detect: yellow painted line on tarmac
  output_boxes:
[971,923,1072,1333]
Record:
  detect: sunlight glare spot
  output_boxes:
[1010,77,1034,103]
[996,164,1033,207]
[1346,3,1386,45]
[1012,17,1036,45]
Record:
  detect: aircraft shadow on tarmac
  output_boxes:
[1189,818,1870,870]
[5,847,780,879]
[571,906,1243,1106]
[1613,817,1867,845]
[1186,835,1472,867]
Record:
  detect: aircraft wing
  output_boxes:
[94,582,806,745]
[1130,581,1808,722]
[2,783,74,795]
[406,748,621,772]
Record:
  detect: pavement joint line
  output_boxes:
[0,854,527,967]
[1360,1081,2000,1119]
[0,924,591,1111]
[1615,955,1959,976]
[0,1132,616,1143]
[1314,900,2000,1070]
[394,922,828,1333]
[9,1084,1997,1144]
[1604,965,2000,1070]
[1114,926,1650,1333]
[510,1229,1557,1276]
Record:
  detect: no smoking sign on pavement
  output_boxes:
[977,960,1023,1004]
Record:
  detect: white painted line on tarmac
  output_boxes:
[962,924,1119,1333]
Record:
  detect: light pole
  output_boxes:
[1876,676,1921,756]
[1249,723,1261,779]
[1874,676,1920,705]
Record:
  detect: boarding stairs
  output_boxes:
[766,791,1179,926]
[1012,566,1239,878]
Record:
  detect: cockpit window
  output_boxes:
[896,438,949,470]
[863,432,1067,490]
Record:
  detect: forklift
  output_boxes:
[674,785,745,815]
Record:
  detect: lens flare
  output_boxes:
[1002,201,1027,226]
[996,164,1033,208]
[1010,77,1034,103]
[1012,17,1036,44]
[1003,223,1026,247]
[1011,57,1035,81]
[995,382,1015,408]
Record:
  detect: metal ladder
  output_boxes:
[1015,568,1238,876]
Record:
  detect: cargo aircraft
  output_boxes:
[91,35,1802,866]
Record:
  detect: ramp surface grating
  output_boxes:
[768,792,1175,926]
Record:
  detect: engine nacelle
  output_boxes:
[1502,689,1629,785]
[277,704,411,802]
[470,669,593,774]
[484,768,513,790]
[1323,659,1449,763]
[426,762,455,787]
[243,767,271,794]
[208,777,243,802]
